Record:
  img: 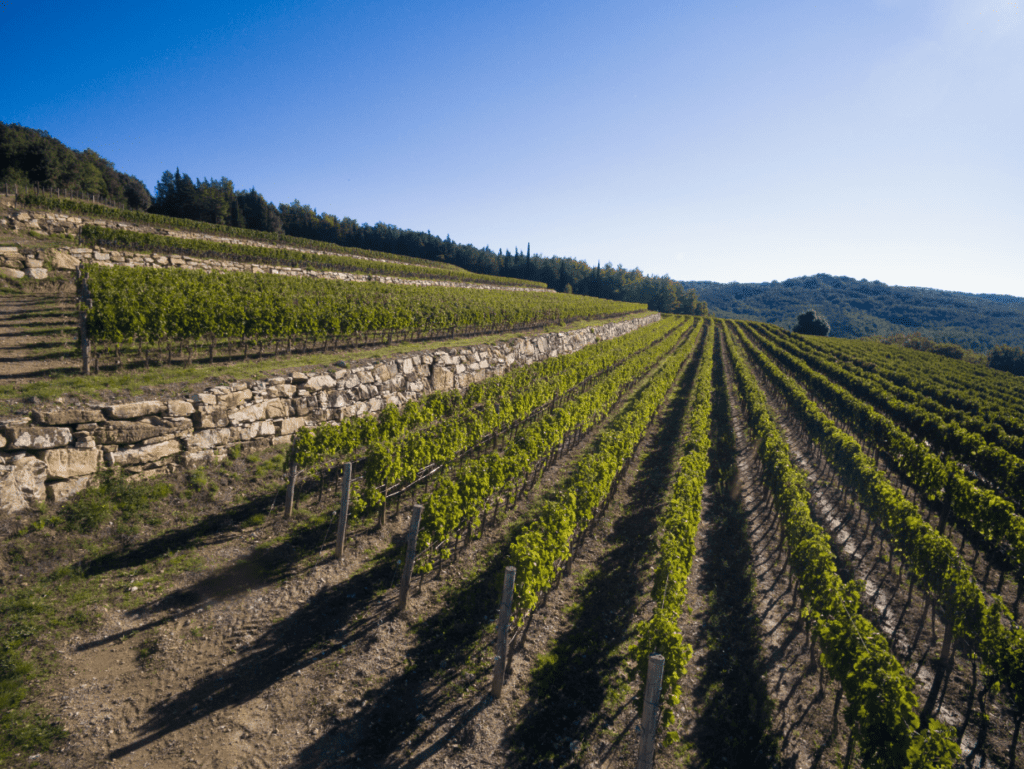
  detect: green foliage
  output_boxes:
[724,324,960,767]
[793,309,830,336]
[0,645,66,763]
[989,344,1024,376]
[509,320,698,629]
[681,272,1024,351]
[78,264,643,364]
[60,470,171,533]
[78,224,546,289]
[0,121,150,208]
[631,324,715,725]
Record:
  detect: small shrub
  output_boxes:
[60,470,170,533]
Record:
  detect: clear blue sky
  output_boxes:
[2,0,1021,296]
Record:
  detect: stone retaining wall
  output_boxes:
[0,313,659,518]
[0,205,550,292]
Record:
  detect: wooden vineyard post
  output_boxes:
[636,654,665,769]
[397,505,423,612]
[335,462,352,561]
[284,459,298,519]
[491,566,516,698]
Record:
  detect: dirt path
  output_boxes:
[715,326,852,769]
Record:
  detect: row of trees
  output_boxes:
[0,123,151,210]
[147,169,707,315]
[2,121,702,314]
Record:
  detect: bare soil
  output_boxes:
[0,285,80,382]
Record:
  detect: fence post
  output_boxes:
[335,462,352,561]
[284,459,298,518]
[636,654,665,769]
[491,566,516,698]
[397,504,423,612]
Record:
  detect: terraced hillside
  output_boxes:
[2,314,1022,769]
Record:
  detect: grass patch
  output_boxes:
[0,646,67,764]
[59,470,171,534]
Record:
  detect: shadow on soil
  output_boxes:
[684,335,784,769]
[105,532,404,761]
[286,535,512,768]
[501,333,702,769]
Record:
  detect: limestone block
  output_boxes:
[190,392,218,407]
[325,392,348,409]
[0,267,25,279]
[46,476,91,505]
[185,427,238,451]
[305,374,336,391]
[167,400,195,417]
[31,407,104,426]
[227,402,266,425]
[0,457,48,514]
[50,251,80,270]
[430,365,455,392]
[238,420,276,441]
[191,409,230,429]
[262,399,291,419]
[289,371,309,384]
[373,363,392,382]
[104,400,166,419]
[106,439,180,467]
[268,384,297,398]
[3,425,72,449]
[184,449,217,466]
[25,258,44,268]
[277,417,307,435]
[43,448,100,479]
[93,421,170,445]
[400,358,415,375]
[217,389,252,410]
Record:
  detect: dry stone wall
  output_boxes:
[0,313,659,518]
[0,204,550,292]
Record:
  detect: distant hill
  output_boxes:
[680,274,1024,352]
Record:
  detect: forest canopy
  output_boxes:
[0,122,707,316]
[0,123,150,210]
